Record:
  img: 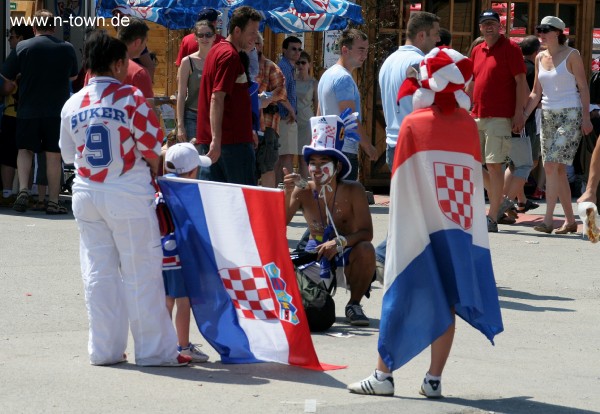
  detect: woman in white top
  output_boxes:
[176,20,216,143]
[295,51,319,178]
[524,16,593,234]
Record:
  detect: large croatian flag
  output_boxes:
[158,176,342,371]
[378,107,504,371]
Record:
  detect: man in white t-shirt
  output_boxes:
[317,28,377,181]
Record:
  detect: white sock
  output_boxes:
[374,369,392,381]
[425,372,441,382]
[2,190,11,198]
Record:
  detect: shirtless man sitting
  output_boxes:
[282,119,375,326]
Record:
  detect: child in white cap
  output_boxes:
[160,143,212,362]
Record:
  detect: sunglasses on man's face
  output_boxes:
[536,26,555,34]
[296,61,308,65]
[196,32,214,39]
[288,47,302,52]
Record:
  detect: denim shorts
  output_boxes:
[184,109,197,141]
[256,127,279,174]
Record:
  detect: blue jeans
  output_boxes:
[375,144,396,263]
[386,144,395,169]
[342,151,359,181]
[198,143,257,186]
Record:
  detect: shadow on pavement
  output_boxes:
[498,287,574,302]
[369,206,390,215]
[497,286,576,313]
[109,361,347,389]
[318,318,381,336]
[0,209,74,220]
[423,395,599,414]
[498,300,575,312]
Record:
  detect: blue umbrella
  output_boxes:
[95,0,363,32]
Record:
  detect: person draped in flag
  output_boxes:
[348,47,503,397]
[282,114,375,326]
[59,31,191,367]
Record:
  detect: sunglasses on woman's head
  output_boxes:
[196,32,214,38]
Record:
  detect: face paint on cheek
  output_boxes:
[309,161,336,184]
[319,162,335,184]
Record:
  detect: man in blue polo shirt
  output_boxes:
[374,11,440,278]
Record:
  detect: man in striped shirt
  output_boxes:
[255,33,292,187]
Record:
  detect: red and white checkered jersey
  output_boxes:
[60,77,163,196]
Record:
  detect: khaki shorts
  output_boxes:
[476,117,512,164]
[278,120,299,155]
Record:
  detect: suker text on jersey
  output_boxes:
[71,107,126,129]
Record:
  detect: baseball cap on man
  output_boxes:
[198,7,221,22]
[165,143,212,175]
[479,10,500,24]
[539,16,565,31]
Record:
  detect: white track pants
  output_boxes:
[72,189,178,366]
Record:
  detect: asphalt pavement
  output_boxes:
[1,195,599,414]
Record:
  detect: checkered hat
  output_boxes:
[397,47,473,113]
[303,115,351,179]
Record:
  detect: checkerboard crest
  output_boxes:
[219,266,278,320]
[434,162,474,230]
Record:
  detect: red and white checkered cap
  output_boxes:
[397,47,473,113]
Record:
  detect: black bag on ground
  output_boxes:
[291,251,336,332]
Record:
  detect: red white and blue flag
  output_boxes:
[378,107,504,371]
[158,176,343,371]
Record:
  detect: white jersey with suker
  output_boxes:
[60,76,163,196]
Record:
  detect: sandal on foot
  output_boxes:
[498,213,516,224]
[533,223,553,234]
[32,200,47,211]
[555,222,578,234]
[46,200,67,215]
[517,199,539,213]
[13,190,30,213]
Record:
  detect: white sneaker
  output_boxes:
[419,377,442,398]
[178,343,209,363]
[347,372,394,396]
[140,354,192,367]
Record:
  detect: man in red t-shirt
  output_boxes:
[467,10,528,233]
[196,6,262,185]
[175,8,225,67]
[84,18,154,102]
[117,18,154,104]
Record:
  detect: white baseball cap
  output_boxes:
[165,143,212,175]
[540,16,566,31]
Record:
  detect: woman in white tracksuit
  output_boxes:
[59,31,189,366]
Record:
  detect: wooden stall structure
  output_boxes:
[357,0,600,189]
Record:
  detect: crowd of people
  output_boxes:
[1,4,598,399]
